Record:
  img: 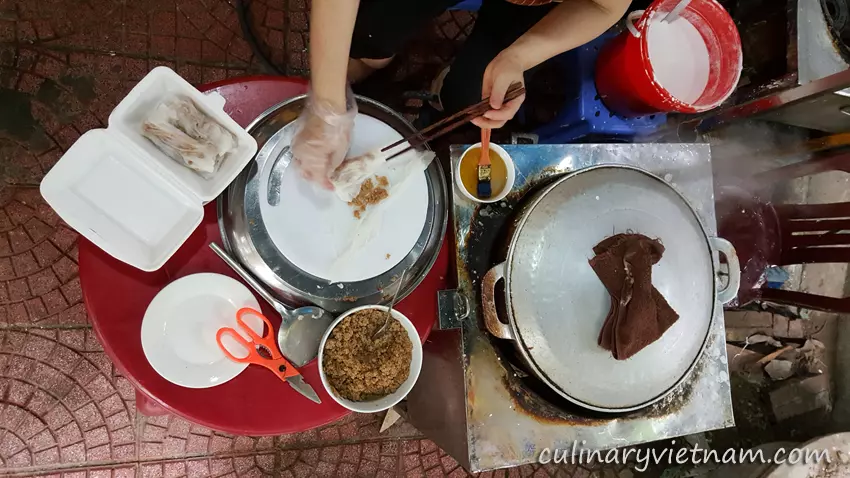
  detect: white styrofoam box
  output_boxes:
[109,67,256,202]
[40,67,258,271]
[41,131,203,270]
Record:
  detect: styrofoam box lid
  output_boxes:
[39,66,258,271]
[41,130,203,271]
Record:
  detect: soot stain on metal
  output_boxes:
[451,146,732,467]
[461,172,584,426]
[459,148,702,425]
[499,353,703,425]
[499,373,607,426]
[509,168,569,202]
[640,354,704,419]
[456,227,473,287]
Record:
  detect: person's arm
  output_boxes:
[290,0,360,188]
[309,0,360,110]
[473,0,631,129]
[512,0,630,72]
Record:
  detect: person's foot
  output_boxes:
[428,66,451,112]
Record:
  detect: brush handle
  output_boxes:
[480,129,491,166]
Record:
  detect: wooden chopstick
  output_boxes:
[382,82,526,161]
[384,82,524,152]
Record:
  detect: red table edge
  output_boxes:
[200,75,310,92]
[80,76,329,434]
[79,249,348,435]
[82,241,450,434]
[78,75,454,435]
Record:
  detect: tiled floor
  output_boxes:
[0,1,602,477]
[0,195,601,478]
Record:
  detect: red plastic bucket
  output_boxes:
[595,0,742,117]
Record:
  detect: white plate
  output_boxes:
[141,273,262,388]
[257,113,429,283]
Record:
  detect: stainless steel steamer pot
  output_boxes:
[481,165,740,413]
[218,95,448,314]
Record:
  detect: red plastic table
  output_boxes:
[79,77,451,435]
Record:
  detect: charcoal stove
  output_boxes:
[406,143,735,472]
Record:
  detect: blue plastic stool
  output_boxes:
[534,32,666,144]
[449,0,482,11]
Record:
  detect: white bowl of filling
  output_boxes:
[318,305,422,413]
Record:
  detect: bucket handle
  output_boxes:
[481,262,514,340]
[711,237,741,305]
[626,10,645,38]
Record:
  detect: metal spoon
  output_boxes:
[210,243,335,367]
[373,270,406,339]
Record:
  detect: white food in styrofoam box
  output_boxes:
[109,66,257,203]
[40,130,202,271]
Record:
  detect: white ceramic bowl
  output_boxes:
[455,142,516,204]
[318,305,423,413]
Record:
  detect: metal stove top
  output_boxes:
[407,143,734,472]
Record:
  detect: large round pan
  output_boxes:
[481,165,740,413]
[219,95,447,314]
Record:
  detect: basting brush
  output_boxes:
[477,128,492,199]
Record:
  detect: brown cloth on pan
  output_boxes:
[589,233,679,360]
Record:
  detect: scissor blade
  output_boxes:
[288,375,321,404]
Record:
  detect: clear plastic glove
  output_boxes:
[290,87,358,189]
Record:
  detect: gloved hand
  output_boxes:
[290,87,358,189]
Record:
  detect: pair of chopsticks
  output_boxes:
[382,82,526,161]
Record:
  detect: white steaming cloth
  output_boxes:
[328,146,435,276]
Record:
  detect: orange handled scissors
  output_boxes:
[216,307,321,404]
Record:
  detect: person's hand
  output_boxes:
[290,88,357,189]
[472,49,527,129]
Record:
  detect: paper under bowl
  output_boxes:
[317,305,423,413]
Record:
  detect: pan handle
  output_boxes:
[712,237,741,305]
[481,262,514,340]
